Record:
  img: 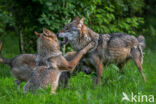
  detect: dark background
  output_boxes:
[0,0,155,53]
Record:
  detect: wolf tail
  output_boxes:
[137,35,145,50]
[0,41,11,65]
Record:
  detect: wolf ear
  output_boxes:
[43,28,50,36]
[43,28,55,37]
[77,16,84,28]
[34,31,40,37]
[74,16,80,21]
[79,16,85,25]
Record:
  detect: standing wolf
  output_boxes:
[24,28,95,94]
[58,17,146,84]
[0,41,36,87]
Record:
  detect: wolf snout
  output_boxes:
[57,30,65,37]
[57,33,64,38]
[56,33,59,37]
[90,41,96,47]
[59,30,65,33]
[59,37,69,47]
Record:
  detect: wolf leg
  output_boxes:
[64,52,77,61]
[91,55,103,84]
[51,72,61,94]
[51,81,59,94]
[133,59,146,82]
[68,42,95,70]
[60,41,95,72]
[117,63,125,73]
[23,81,30,93]
[117,59,129,73]
[131,48,146,82]
[65,52,93,74]
[59,71,70,88]
[14,80,22,89]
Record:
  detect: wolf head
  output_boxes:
[58,17,94,50]
[35,28,62,64]
[59,17,90,41]
[35,28,60,53]
[58,17,82,42]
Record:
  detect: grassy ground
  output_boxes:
[0,33,155,104]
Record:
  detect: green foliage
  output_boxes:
[0,1,15,34]
[0,1,155,103]
[1,0,42,52]
[0,0,149,52]
[86,0,144,35]
[37,0,145,35]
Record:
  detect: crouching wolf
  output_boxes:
[58,17,146,84]
[24,28,95,94]
[0,41,36,88]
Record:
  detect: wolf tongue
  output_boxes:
[61,37,69,47]
[64,37,68,44]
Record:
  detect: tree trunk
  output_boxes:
[19,30,24,53]
[15,25,24,54]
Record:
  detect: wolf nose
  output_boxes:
[59,30,65,33]
[56,33,59,37]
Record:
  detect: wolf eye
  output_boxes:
[46,31,49,34]
[64,27,68,30]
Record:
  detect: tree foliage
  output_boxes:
[0,0,152,52]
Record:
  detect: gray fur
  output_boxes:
[0,52,36,88]
[36,33,62,66]
[58,20,146,82]
[24,28,95,93]
[0,41,36,87]
[24,30,70,94]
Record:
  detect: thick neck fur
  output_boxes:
[36,36,62,64]
[72,24,99,51]
[81,25,99,40]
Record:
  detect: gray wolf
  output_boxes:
[0,41,36,88]
[58,16,146,84]
[24,28,95,94]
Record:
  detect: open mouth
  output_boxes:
[56,32,71,47]
[60,37,69,47]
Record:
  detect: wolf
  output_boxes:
[24,28,95,94]
[58,16,146,84]
[0,41,36,88]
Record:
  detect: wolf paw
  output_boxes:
[88,41,96,48]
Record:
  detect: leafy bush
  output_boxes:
[1,0,146,52]
[0,3,15,34]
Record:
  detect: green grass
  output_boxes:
[0,33,155,104]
